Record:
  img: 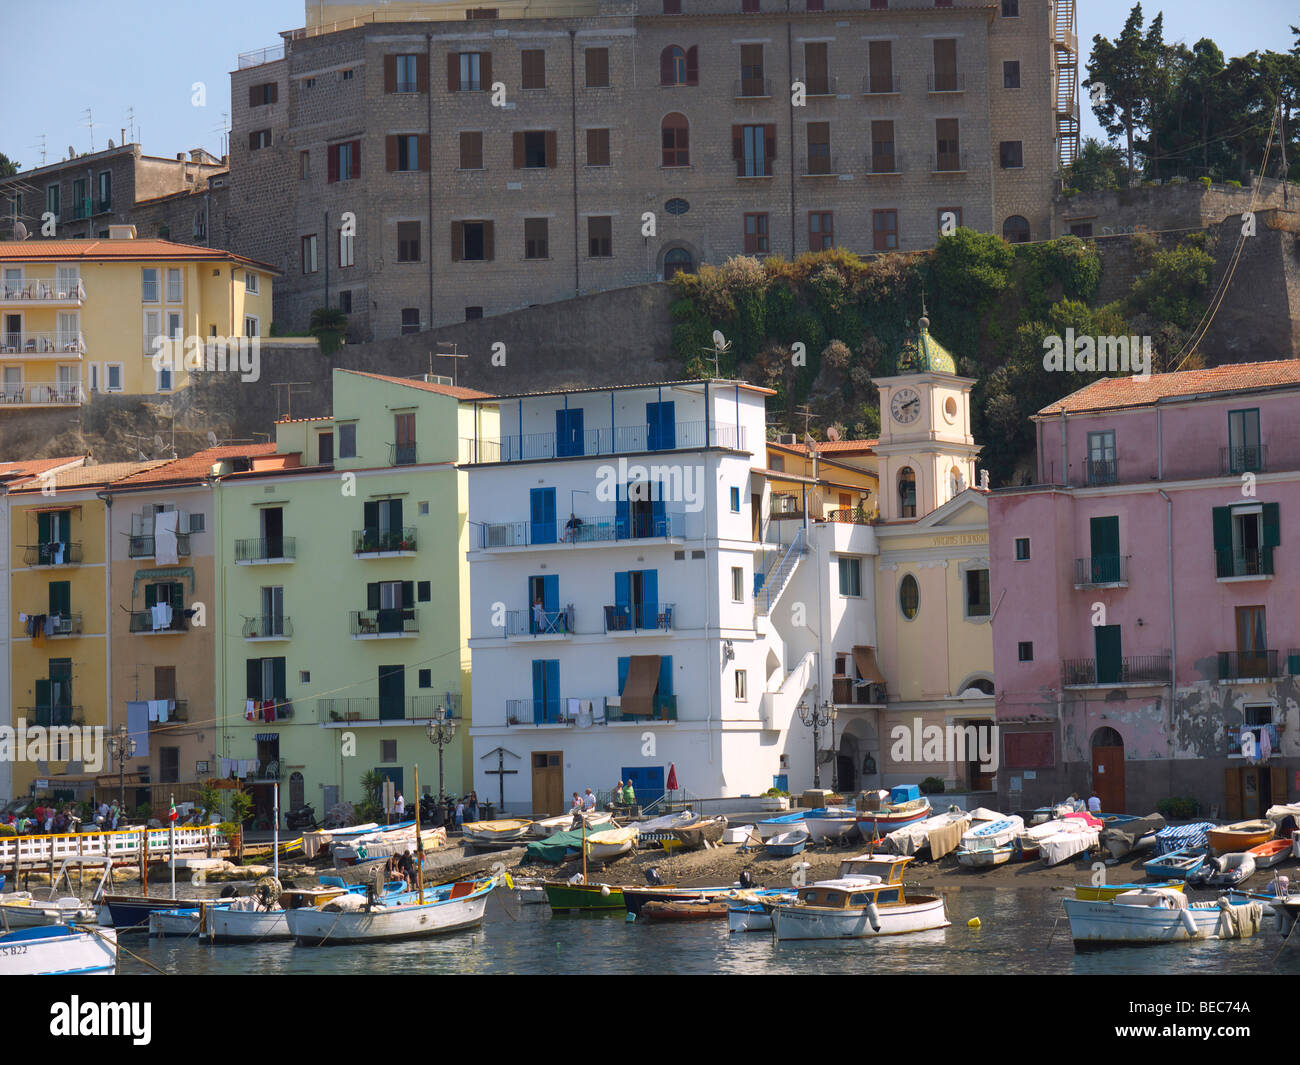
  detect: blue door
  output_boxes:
[611,570,631,631]
[621,766,665,807]
[639,569,658,629]
[531,659,560,723]
[530,487,556,544]
[615,483,630,539]
[651,482,667,536]
[646,402,676,451]
[556,408,584,457]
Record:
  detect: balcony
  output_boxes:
[1062,655,1171,687]
[243,615,293,640]
[505,607,574,637]
[318,694,461,725]
[128,533,192,559]
[350,609,419,638]
[234,537,297,563]
[927,72,966,93]
[1220,445,1267,475]
[607,694,677,723]
[603,602,675,633]
[0,278,86,305]
[129,610,189,634]
[22,706,83,727]
[22,613,83,637]
[930,151,969,173]
[801,75,837,97]
[1217,650,1279,682]
[735,77,771,98]
[832,677,887,705]
[478,510,687,549]
[504,694,677,726]
[824,507,871,524]
[862,73,901,95]
[1082,457,1118,486]
[23,542,82,567]
[353,527,417,556]
[1073,555,1130,588]
[389,443,418,466]
[148,700,189,724]
[462,420,746,464]
[867,153,903,175]
[2,385,85,408]
[1215,547,1273,580]
[245,699,295,723]
[801,154,840,177]
[0,331,86,358]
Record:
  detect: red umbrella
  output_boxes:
[666,763,678,791]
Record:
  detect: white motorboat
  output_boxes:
[287,879,495,945]
[884,809,971,859]
[461,819,533,843]
[1062,888,1264,943]
[803,807,858,843]
[0,923,117,975]
[585,826,638,863]
[0,892,97,929]
[769,871,949,941]
[955,845,1013,867]
[960,814,1024,852]
[529,811,612,837]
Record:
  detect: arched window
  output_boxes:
[899,573,920,620]
[1002,214,1031,243]
[290,771,305,809]
[898,466,916,518]
[663,247,694,279]
[1091,726,1123,749]
[659,45,698,86]
[661,113,690,167]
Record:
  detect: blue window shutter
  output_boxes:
[545,660,560,722]
[641,569,658,628]
[652,481,666,534]
[661,401,675,448]
[617,656,629,695]
[532,660,545,723]
[615,481,629,538]
[659,654,673,694]
[531,487,556,544]
[543,573,558,612]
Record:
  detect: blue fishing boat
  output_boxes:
[757,810,808,841]
[1143,848,1207,881]
[764,830,810,858]
[1154,821,1215,856]
[0,924,117,975]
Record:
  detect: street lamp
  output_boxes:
[425,705,457,800]
[106,723,137,810]
[797,699,836,790]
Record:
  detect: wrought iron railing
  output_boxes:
[603,603,675,632]
[129,611,188,634]
[1215,547,1273,578]
[234,537,297,561]
[1217,650,1278,681]
[350,609,419,636]
[1062,655,1171,686]
[1220,444,1267,475]
[23,542,82,566]
[243,615,293,639]
[1073,555,1130,586]
[318,695,461,723]
[353,527,417,554]
[128,533,191,558]
[506,606,574,636]
[463,421,746,464]
[1082,457,1118,486]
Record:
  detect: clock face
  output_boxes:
[890,388,921,425]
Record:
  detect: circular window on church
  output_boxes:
[899,574,920,620]
[944,396,958,423]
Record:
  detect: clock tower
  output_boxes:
[874,316,980,522]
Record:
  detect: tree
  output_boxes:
[1063,138,1126,192]
[1085,4,1162,173]
[0,153,19,177]
[309,306,348,355]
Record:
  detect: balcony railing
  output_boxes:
[0,279,86,303]
[505,694,677,726]
[353,527,417,554]
[603,602,675,632]
[1220,444,1267,475]
[23,542,82,566]
[832,677,888,705]
[1217,650,1279,681]
[801,75,837,96]
[1215,547,1273,579]
[1062,655,1171,686]
[867,153,903,174]
[478,510,687,548]
[506,607,574,636]
[243,615,293,639]
[927,72,966,92]
[863,73,901,94]
[1082,457,1118,486]
[147,699,189,724]
[825,507,871,524]
[930,151,969,173]
[0,331,86,356]
[318,694,462,724]
[234,537,297,562]
[350,609,419,637]
[607,694,677,722]
[389,443,418,466]
[2,385,85,407]
[41,613,82,637]
[22,706,83,727]
[735,77,771,98]
[1073,555,1130,586]
[129,610,188,634]
[128,533,192,559]
[801,154,839,176]
[462,420,746,464]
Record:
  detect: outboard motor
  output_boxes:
[644,867,663,887]
[738,869,754,890]
[219,885,239,899]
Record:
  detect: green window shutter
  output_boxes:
[37,512,51,543]
[363,501,379,529]
[272,658,287,699]
[401,580,414,607]
[1262,502,1280,547]
[35,678,51,708]
[170,583,184,612]
[367,582,380,611]
[144,584,157,608]
[1212,506,1233,578]
[48,581,71,616]
[246,659,262,699]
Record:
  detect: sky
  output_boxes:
[0,0,1296,170]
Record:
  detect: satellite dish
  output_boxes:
[711,330,727,349]
[827,426,841,442]
[207,431,218,447]
[12,221,27,240]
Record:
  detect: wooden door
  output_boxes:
[531,751,563,816]
[1091,744,1125,812]
[1223,768,1244,820]
[1271,764,1290,808]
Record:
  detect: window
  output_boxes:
[165,268,182,303]
[1214,503,1279,578]
[897,466,916,516]
[339,423,357,458]
[339,229,355,268]
[585,48,610,87]
[729,486,740,512]
[1003,60,1021,89]
[448,51,487,92]
[735,669,747,699]
[460,131,484,170]
[867,40,894,94]
[418,581,431,601]
[965,568,990,618]
[466,306,483,320]
[339,290,352,314]
[731,566,744,601]
[743,212,769,254]
[453,220,494,261]
[935,118,961,170]
[740,44,765,97]
[341,68,354,80]
[1070,221,1094,238]
[899,573,919,619]
[1001,0,1019,14]
[328,140,360,182]
[514,130,556,169]
[660,45,697,86]
[303,77,316,90]
[664,0,681,11]
[742,0,759,10]
[392,53,422,93]
[1015,537,1030,561]
[245,271,260,294]
[807,212,833,251]
[319,431,334,464]
[141,268,159,303]
[249,82,278,106]
[521,48,546,89]
[586,128,611,167]
[587,216,612,258]
[1003,215,1031,243]
[932,39,958,91]
[143,310,162,354]
[1227,408,1263,473]
[96,171,111,213]
[106,364,123,392]
[401,308,421,334]
[244,315,259,337]
[419,669,432,688]
[664,248,693,279]
[1000,141,1024,169]
[1018,641,1033,662]
[389,134,426,172]
[524,218,549,259]
[735,124,775,177]
[397,221,421,263]
[1086,429,1116,484]
[803,42,830,96]
[871,120,896,172]
[938,206,962,233]
[248,129,271,150]
[381,740,398,763]
[806,121,831,174]
[872,209,898,251]
[838,557,861,597]
[661,113,690,167]
[301,234,319,274]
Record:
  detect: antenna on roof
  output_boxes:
[430,341,463,387]
[704,330,730,378]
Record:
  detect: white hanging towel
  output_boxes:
[153,510,180,566]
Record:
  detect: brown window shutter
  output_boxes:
[765,124,777,167]
[545,130,557,167]
[451,221,464,261]
[386,55,398,94]
[269,82,279,104]
[481,52,493,88]
[447,53,460,91]
[248,85,258,108]
[418,135,431,171]
[659,47,673,86]
[416,54,430,93]
[732,125,744,176]
[686,46,698,85]
[352,139,362,177]
[386,135,399,172]
[483,222,495,261]
[513,132,525,169]
[327,144,339,182]
[249,131,258,151]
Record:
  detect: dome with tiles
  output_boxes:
[896,316,956,375]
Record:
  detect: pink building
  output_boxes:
[988,362,1300,817]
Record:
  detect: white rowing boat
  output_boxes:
[287,879,495,945]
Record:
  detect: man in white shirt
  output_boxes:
[1087,792,1101,814]
[394,791,406,817]
[583,788,596,811]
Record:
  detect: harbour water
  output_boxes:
[122,888,1300,975]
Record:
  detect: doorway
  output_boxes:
[1224,764,1287,819]
[1090,726,1125,813]
[531,751,563,816]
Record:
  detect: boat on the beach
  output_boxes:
[1208,820,1274,854]
[669,815,728,851]
[756,811,807,841]
[528,811,613,837]
[764,830,809,858]
[883,808,970,860]
[1248,839,1291,869]
[955,845,1013,867]
[0,923,117,975]
[287,878,495,945]
[1154,821,1215,855]
[1142,849,1208,881]
[585,826,638,863]
[461,819,533,843]
[1100,813,1166,860]
[1187,852,1256,889]
[854,787,932,836]
[1062,888,1263,944]
[543,881,626,912]
[803,808,858,843]
[961,814,1025,852]
[1074,880,1185,901]
[1036,818,1101,867]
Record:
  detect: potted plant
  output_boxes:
[758,787,789,811]
[919,776,946,795]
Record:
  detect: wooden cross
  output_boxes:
[480,747,520,813]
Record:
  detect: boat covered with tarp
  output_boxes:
[1100,813,1166,859]
[884,808,971,859]
[1154,821,1215,855]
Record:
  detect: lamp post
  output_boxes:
[797,699,835,790]
[106,723,137,809]
[425,705,457,800]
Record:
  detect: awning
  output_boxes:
[853,646,886,685]
[620,655,661,717]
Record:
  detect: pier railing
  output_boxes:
[0,824,227,870]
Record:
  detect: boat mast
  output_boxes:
[273,780,280,882]
[414,764,425,903]
[582,812,587,884]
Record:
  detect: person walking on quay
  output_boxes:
[609,781,624,811]
[455,797,466,830]
[583,788,596,811]
[466,792,480,822]
[622,779,636,806]
[394,790,406,818]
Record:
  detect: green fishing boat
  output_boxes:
[543,882,626,912]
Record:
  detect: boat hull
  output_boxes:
[287,886,492,945]
[209,907,291,942]
[102,894,207,929]
[855,801,933,836]
[641,900,730,920]
[729,903,772,933]
[1074,881,1185,901]
[0,898,97,929]
[956,846,1012,867]
[1142,850,1207,881]
[0,924,117,975]
[1063,898,1263,943]
[1208,823,1275,854]
[803,816,856,843]
[1250,840,1291,868]
[771,896,949,941]
[543,882,625,911]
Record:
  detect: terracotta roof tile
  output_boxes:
[0,456,86,480]
[10,460,167,493]
[1037,360,1300,416]
[770,439,877,453]
[337,369,495,400]
[0,239,278,274]
[109,444,279,488]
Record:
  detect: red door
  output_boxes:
[1092,746,1125,813]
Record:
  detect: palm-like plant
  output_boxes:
[309,306,349,355]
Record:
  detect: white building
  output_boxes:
[463,379,832,814]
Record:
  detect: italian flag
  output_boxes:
[168,800,178,823]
